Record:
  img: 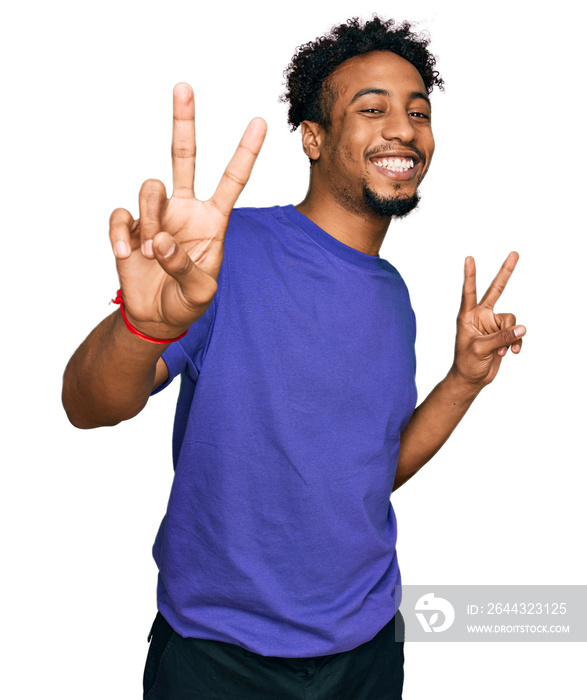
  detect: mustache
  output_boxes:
[364,143,426,166]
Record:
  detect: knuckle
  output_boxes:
[174,252,194,277]
[238,143,258,157]
[172,147,196,160]
[501,329,515,345]
[184,277,218,307]
[499,312,516,326]
[142,177,164,188]
[172,185,195,199]
[140,179,166,198]
[139,181,166,225]
[223,168,247,187]
[110,207,132,225]
[209,196,231,217]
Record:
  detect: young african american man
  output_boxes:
[63,17,525,700]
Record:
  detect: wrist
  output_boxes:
[112,289,189,343]
[444,366,484,403]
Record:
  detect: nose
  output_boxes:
[381,111,416,143]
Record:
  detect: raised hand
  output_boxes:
[109,83,267,339]
[451,252,526,387]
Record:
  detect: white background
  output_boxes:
[2,0,585,697]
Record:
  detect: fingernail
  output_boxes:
[143,240,154,257]
[514,325,526,337]
[114,241,128,258]
[161,239,176,258]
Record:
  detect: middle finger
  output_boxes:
[171,82,196,198]
[479,251,519,309]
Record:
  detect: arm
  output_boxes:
[62,83,266,429]
[393,252,526,491]
[62,311,170,429]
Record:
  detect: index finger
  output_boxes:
[459,255,477,313]
[171,82,196,197]
[479,251,519,309]
[209,117,267,216]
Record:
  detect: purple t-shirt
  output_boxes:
[153,205,417,657]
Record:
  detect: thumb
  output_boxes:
[153,232,218,312]
[473,324,526,355]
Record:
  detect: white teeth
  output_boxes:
[373,157,414,173]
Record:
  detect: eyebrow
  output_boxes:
[349,88,431,108]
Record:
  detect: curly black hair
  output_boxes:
[281,16,444,131]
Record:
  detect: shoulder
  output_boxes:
[377,258,412,293]
[224,205,293,254]
[378,258,402,278]
[227,205,287,231]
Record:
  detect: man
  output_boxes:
[62,16,525,699]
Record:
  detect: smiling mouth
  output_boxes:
[371,156,416,173]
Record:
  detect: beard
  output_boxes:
[362,184,420,219]
[330,167,422,221]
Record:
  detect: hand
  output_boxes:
[450,251,526,388]
[108,83,267,339]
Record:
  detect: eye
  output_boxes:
[409,111,431,120]
[360,108,383,114]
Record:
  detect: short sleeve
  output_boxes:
[150,297,217,396]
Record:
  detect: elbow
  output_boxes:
[61,381,123,430]
[62,395,120,430]
[61,388,146,429]
[61,361,150,429]
[63,407,120,430]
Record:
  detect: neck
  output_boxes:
[295,183,391,256]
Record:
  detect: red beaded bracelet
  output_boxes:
[111,289,188,344]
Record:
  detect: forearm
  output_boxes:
[62,310,169,429]
[393,370,481,491]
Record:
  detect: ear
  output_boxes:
[300,121,324,162]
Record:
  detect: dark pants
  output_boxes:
[143,610,404,699]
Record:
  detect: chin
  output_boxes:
[363,185,420,219]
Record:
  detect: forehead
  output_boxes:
[327,50,427,106]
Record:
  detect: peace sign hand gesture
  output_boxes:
[109,83,267,340]
[450,252,526,388]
